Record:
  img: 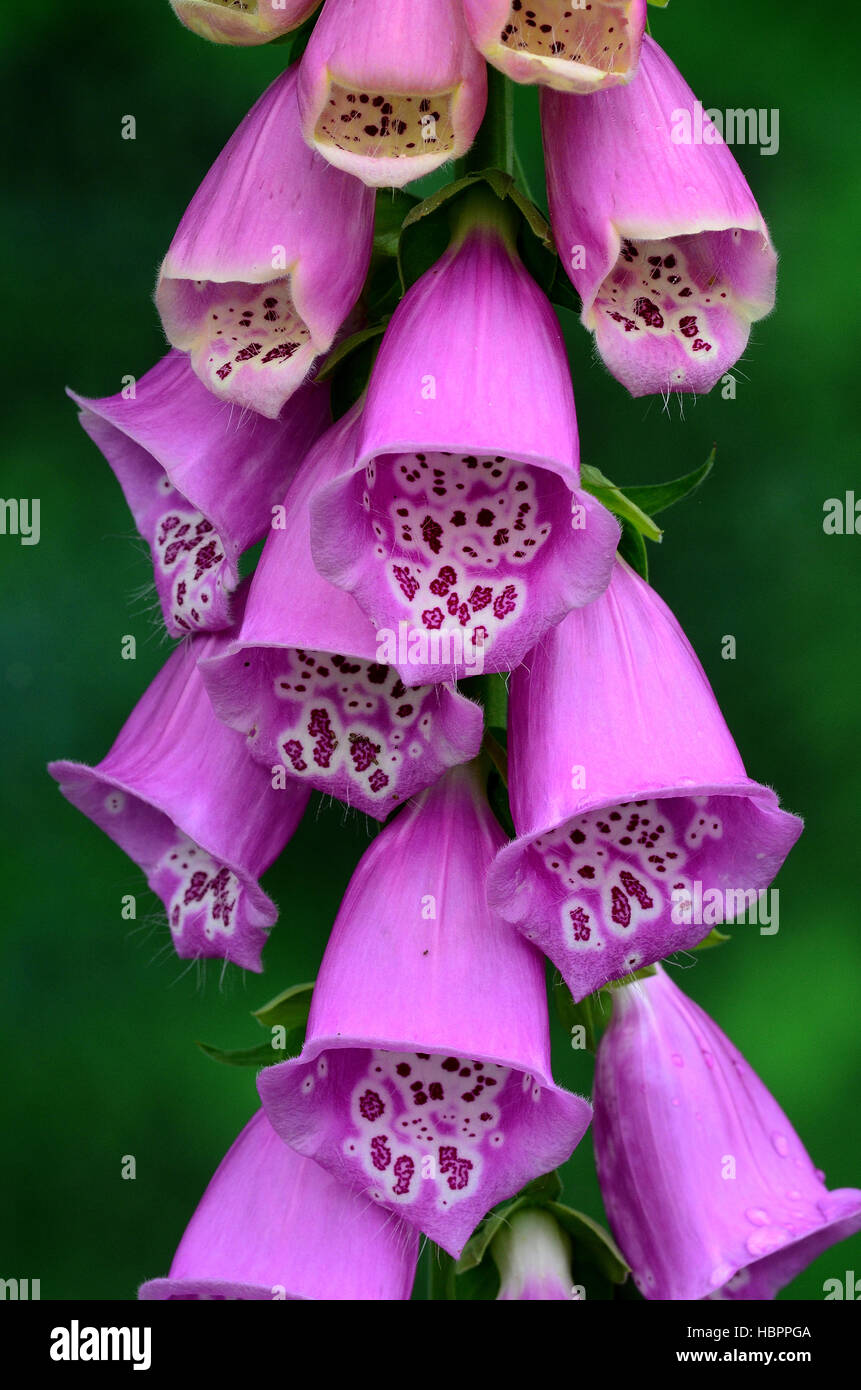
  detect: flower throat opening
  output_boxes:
[316,84,456,163]
[500,1,636,75]
[199,279,312,395]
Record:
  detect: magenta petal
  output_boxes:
[310,224,619,683]
[156,66,374,417]
[201,411,483,819]
[69,351,330,638]
[464,0,647,94]
[298,0,487,187]
[594,968,861,1300]
[542,36,776,396]
[488,561,802,1000]
[48,618,308,972]
[139,1109,418,1300]
[258,765,592,1257]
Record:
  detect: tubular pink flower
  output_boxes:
[48,619,308,972]
[310,208,619,684]
[156,66,375,418]
[257,764,592,1258]
[542,35,777,396]
[140,1109,418,1300]
[170,0,319,47]
[488,560,802,1001]
[297,0,487,187]
[463,0,646,94]
[200,409,483,819]
[594,968,861,1300]
[69,351,330,639]
[492,1206,573,1300]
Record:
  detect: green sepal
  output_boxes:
[251,980,315,1031]
[544,1201,630,1284]
[457,1171,565,1274]
[580,463,663,542]
[622,448,715,518]
[195,1040,296,1069]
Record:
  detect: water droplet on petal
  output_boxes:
[671,1053,684,1068]
[771,1132,789,1157]
[746,1226,790,1258]
[745,1207,770,1227]
[709,1262,735,1288]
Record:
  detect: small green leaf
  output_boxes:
[252,980,315,1031]
[581,464,663,542]
[618,521,649,580]
[196,1040,286,1069]
[545,1202,630,1284]
[315,326,386,384]
[623,448,716,518]
[457,1195,526,1272]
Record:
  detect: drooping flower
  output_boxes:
[257,763,593,1257]
[200,408,483,819]
[488,560,802,1001]
[156,65,375,418]
[593,967,861,1300]
[491,1206,573,1300]
[310,192,619,684]
[542,35,777,396]
[69,351,330,638]
[49,616,308,972]
[140,1108,419,1300]
[297,0,487,187]
[463,0,646,94]
[170,0,318,47]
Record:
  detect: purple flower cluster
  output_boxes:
[51,1,860,1300]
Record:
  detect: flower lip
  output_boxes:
[465,0,647,94]
[258,1038,591,1258]
[47,758,284,973]
[170,0,319,46]
[139,1277,302,1301]
[297,0,488,188]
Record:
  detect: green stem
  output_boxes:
[457,64,515,176]
[427,1244,457,1300]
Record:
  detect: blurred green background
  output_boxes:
[2,0,859,1301]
